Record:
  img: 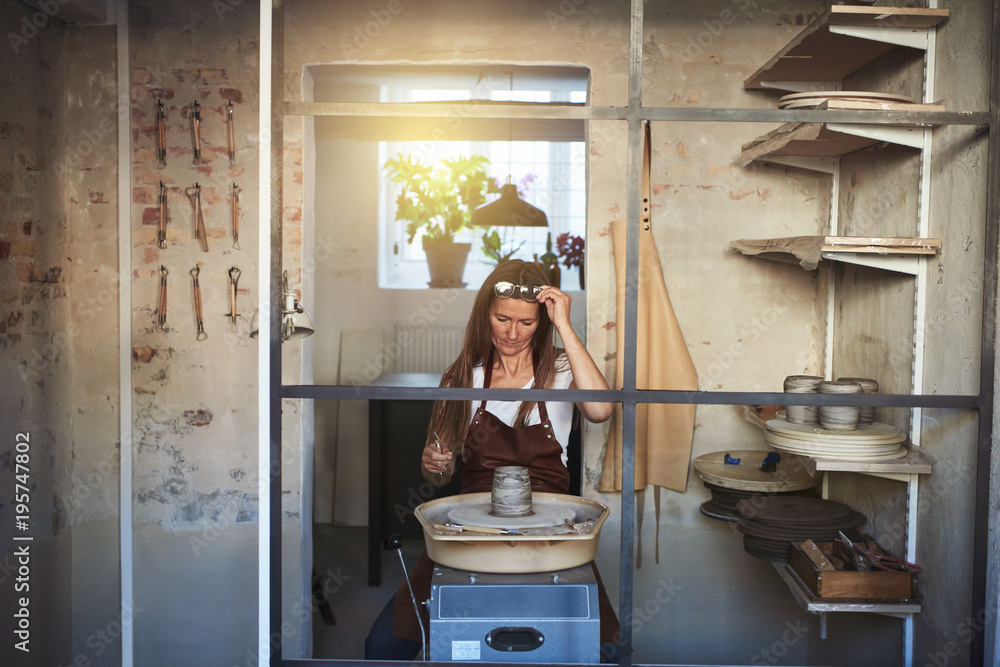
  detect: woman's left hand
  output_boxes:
[536,285,572,332]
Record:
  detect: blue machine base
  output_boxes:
[428,563,600,663]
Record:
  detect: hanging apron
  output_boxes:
[393,351,619,648]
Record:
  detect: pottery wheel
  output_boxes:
[448,502,575,529]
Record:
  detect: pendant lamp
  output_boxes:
[471,179,548,228]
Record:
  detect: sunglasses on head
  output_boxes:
[493,281,542,302]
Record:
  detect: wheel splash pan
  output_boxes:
[415,492,610,573]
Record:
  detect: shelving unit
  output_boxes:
[733,7,951,667]
[765,445,932,653]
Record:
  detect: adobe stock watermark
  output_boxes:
[52,602,146,667]
[923,607,988,667]
[545,0,590,29]
[600,575,683,661]
[749,617,810,665]
[231,568,352,667]
[348,287,465,392]
[18,270,129,383]
[685,0,759,63]
[6,0,76,54]
[337,0,416,59]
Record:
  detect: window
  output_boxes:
[378,137,587,289]
[351,66,589,289]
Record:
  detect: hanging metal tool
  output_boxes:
[157,265,168,329]
[225,266,241,329]
[226,100,236,168]
[157,181,168,249]
[231,182,241,250]
[155,99,167,167]
[191,266,207,341]
[191,100,204,164]
[185,182,209,252]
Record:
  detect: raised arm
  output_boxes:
[537,285,613,423]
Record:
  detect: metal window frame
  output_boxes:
[265,0,1000,665]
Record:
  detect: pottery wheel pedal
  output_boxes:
[427,563,600,663]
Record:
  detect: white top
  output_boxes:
[470,353,575,465]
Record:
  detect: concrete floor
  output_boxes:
[311,524,423,660]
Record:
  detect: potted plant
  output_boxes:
[556,232,585,289]
[384,154,498,287]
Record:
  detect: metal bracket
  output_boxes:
[830,25,931,51]
[825,123,929,149]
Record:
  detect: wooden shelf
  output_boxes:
[745,6,949,91]
[738,122,932,170]
[799,444,934,478]
[728,235,941,274]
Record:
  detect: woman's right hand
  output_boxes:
[421,440,454,477]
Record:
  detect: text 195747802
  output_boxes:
[12,432,31,654]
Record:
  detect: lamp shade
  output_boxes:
[283,307,314,340]
[470,183,548,228]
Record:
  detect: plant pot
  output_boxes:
[422,239,471,288]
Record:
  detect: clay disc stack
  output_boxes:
[693,450,822,522]
[736,496,866,563]
[701,483,818,521]
[765,417,907,460]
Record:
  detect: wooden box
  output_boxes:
[788,541,917,600]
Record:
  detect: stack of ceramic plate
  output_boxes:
[693,450,823,521]
[778,91,918,110]
[736,496,866,563]
[765,417,907,460]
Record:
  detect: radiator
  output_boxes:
[392,324,465,374]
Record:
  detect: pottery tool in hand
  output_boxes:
[157,181,168,249]
[185,183,209,252]
[155,99,167,167]
[230,182,241,250]
[433,431,445,477]
[226,100,236,167]
[190,100,204,164]
[225,266,241,329]
[190,266,207,341]
[156,265,168,329]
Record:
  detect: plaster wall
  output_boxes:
[125,1,272,663]
[1,3,120,664]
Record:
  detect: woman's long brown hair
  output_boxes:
[428,260,563,462]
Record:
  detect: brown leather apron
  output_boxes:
[460,349,570,495]
[392,351,619,649]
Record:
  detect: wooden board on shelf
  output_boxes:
[728,235,940,271]
[798,444,934,476]
[744,6,950,89]
[693,449,822,493]
[738,122,879,166]
[811,99,945,114]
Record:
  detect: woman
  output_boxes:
[365,260,617,661]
